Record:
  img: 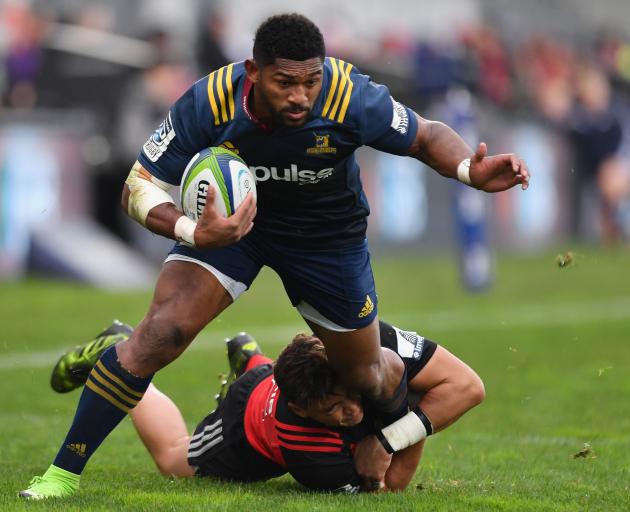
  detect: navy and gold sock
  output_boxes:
[53,346,153,475]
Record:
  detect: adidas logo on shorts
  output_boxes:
[358,295,374,318]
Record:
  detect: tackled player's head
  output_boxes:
[246,13,325,127]
[274,334,363,427]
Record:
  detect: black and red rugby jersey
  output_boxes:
[242,321,436,492]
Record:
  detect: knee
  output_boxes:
[343,351,404,400]
[119,315,196,375]
[345,362,383,398]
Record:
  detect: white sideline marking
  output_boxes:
[1,297,628,372]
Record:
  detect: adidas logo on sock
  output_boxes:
[66,443,87,457]
[357,295,374,318]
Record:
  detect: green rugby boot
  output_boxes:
[50,320,133,393]
[215,333,262,405]
[18,465,80,499]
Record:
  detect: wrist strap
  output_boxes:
[457,158,472,185]
[174,215,197,247]
[375,429,395,454]
[378,408,433,453]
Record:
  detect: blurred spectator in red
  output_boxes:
[460,26,512,106]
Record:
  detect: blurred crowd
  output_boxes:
[2,1,630,245]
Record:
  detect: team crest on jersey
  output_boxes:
[306,134,337,155]
[143,112,176,162]
[219,140,239,155]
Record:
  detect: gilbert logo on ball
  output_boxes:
[180,147,256,221]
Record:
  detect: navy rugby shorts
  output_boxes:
[166,231,378,330]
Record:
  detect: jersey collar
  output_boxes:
[242,77,273,133]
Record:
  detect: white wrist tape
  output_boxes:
[380,410,427,452]
[174,215,197,247]
[126,162,175,226]
[457,158,472,185]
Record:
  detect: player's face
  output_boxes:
[248,57,324,127]
[299,386,364,427]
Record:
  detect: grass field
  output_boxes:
[1,247,629,511]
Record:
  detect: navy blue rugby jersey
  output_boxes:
[137,58,418,247]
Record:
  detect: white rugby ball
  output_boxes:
[180,147,256,221]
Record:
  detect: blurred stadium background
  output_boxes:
[1,0,630,287]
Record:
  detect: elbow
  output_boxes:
[463,372,485,409]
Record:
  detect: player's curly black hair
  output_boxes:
[273,333,338,408]
[253,13,325,67]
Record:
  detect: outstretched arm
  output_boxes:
[407,114,530,192]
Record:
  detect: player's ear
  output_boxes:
[287,402,308,418]
[245,59,260,83]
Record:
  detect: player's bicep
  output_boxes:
[360,81,418,155]
[406,112,433,157]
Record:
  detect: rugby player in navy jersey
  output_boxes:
[45,320,484,493]
[20,13,528,499]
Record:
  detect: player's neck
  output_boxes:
[243,79,274,131]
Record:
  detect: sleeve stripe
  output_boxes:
[207,64,236,126]
[207,72,220,124]
[336,62,354,123]
[277,432,344,445]
[322,58,354,123]
[322,57,340,118]
[216,65,228,123]
[278,439,342,453]
[275,419,341,437]
[225,63,235,120]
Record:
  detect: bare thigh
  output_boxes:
[117,260,233,376]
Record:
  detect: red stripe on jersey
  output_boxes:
[278,439,342,453]
[275,420,342,438]
[244,375,286,467]
[276,431,344,446]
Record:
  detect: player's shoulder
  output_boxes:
[319,56,394,130]
[191,61,247,127]
[318,57,371,126]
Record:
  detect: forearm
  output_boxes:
[412,346,485,433]
[123,183,183,239]
[408,115,473,179]
[384,441,425,491]
[122,161,196,245]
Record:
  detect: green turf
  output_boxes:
[1,247,629,510]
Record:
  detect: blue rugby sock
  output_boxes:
[53,346,153,475]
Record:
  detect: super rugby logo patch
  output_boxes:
[390,98,409,135]
[394,327,425,359]
[143,112,176,162]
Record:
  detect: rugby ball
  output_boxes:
[180,147,256,221]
